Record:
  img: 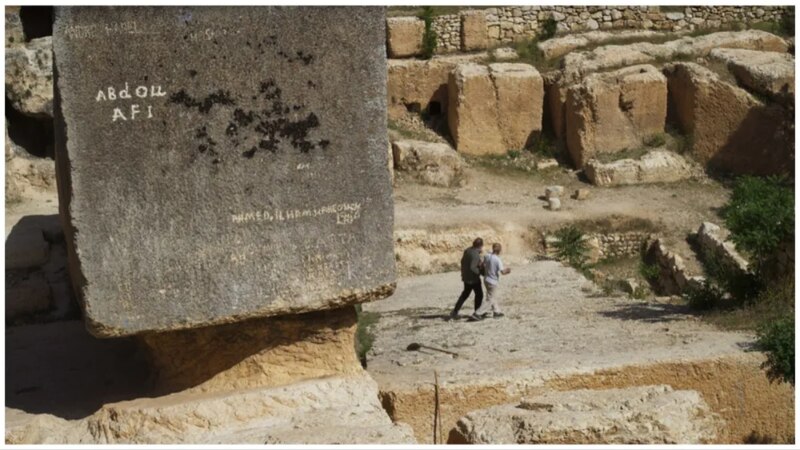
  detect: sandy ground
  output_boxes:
[394,164,730,274]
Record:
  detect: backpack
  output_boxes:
[478,255,487,276]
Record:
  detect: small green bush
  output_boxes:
[684,280,724,311]
[780,7,795,37]
[757,316,794,385]
[539,17,558,40]
[355,305,380,367]
[721,176,794,275]
[419,6,438,59]
[700,252,762,305]
[553,226,589,270]
[639,262,660,282]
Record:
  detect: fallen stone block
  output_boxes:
[537,158,558,170]
[448,63,543,155]
[708,48,794,101]
[460,10,488,52]
[451,385,719,444]
[544,185,564,198]
[490,47,518,61]
[565,65,666,168]
[663,62,792,176]
[5,36,53,117]
[573,188,590,200]
[548,197,561,211]
[53,6,396,336]
[537,29,663,60]
[391,140,465,187]
[388,53,485,119]
[584,149,695,187]
[696,222,750,276]
[386,17,424,58]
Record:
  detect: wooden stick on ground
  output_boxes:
[434,370,442,444]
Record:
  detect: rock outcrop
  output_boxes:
[5,36,53,117]
[451,385,720,444]
[663,62,793,175]
[448,62,543,155]
[391,139,465,187]
[584,149,696,186]
[565,64,666,168]
[708,48,794,101]
[386,17,424,58]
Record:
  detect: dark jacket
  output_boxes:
[460,247,482,284]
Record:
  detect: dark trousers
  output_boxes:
[452,282,483,315]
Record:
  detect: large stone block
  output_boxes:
[565,64,666,168]
[387,53,484,119]
[448,63,543,155]
[584,149,695,186]
[53,6,395,336]
[391,139,464,187]
[386,17,424,58]
[708,48,794,102]
[460,10,488,52]
[663,62,793,175]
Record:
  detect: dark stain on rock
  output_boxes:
[170,89,236,114]
[188,69,198,77]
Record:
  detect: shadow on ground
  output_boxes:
[598,301,694,324]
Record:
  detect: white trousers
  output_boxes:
[476,282,502,316]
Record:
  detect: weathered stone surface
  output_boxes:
[387,53,485,119]
[565,65,666,168]
[460,10,487,51]
[5,6,25,47]
[584,149,696,186]
[708,48,794,101]
[663,62,792,175]
[695,222,750,276]
[448,63,543,155]
[548,197,561,211]
[6,372,417,444]
[6,37,54,117]
[490,47,518,61]
[573,188,590,200]
[391,140,464,187]
[538,30,664,59]
[490,63,544,150]
[537,158,558,170]
[386,17,424,58]
[452,385,719,444]
[544,185,564,198]
[53,7,395,336]
[448,64,504,155]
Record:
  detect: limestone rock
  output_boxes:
[696,222,749,275]
[544,185,564,198]
[6,373,417,444]
[391,140,465,187]
[452,385,720,444]
[387,53,485,119]
[448,63,543,155]
[584,150,696,186]
[708,48,794,101]
[461,10,487,51]
[54,7,396,336]
[548,197,561,211]
[386,17,424,58]
[565,65,666,168]
[5,6,25,47]
[5,36,54,117]
[536,158,558,170]
[573,188,590,200]
[490,47,519,61]
[663,62,792,175]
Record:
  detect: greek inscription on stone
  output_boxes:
[95,83,167,122]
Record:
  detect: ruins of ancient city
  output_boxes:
[3,3,796,445]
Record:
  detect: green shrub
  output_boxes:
[528,133,559,158]
[639,262,660,282]
[355,305,380,367]
[419,6,438,59]
[700,252,763,305]
[507,150,521,159]
[780,7,795,37]
[720,176,794,275]
[553,226,589,269]
[684,280,724,311]
[539,17,558,40]
[757,316,794,385]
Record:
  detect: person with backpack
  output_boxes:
[448,238,485,321]
[474,243,511,319]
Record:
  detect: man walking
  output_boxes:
[475,243,511,319]
[449,238,484,321]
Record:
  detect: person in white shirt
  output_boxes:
[474,243,511,319]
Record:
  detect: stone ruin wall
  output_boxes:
[430,5,789,53]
